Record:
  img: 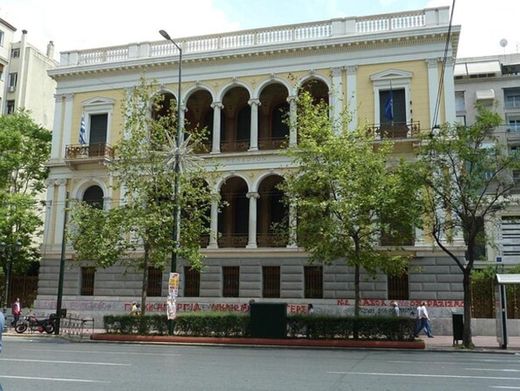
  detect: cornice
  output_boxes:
[50,26,459,80]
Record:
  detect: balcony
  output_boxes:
[218,234,248,248]
[367,121,420,140]
[258,137,287,150]
[64,144,114,166]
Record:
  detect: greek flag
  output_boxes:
[383,90,394,122]
[79,115,87,145]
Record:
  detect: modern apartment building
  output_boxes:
[35,7,466,329]
[455,54,520,266]
[0,20,57,129]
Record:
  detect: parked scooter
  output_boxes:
[15,314,55,334]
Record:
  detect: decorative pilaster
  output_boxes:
[248,98,261,151]
[443,57,456,124]
[208,198,219,249]
[62,94,74,150]
[426,59,439,128]
[331,67,343,132]
[287,95,298,147]
[43,179,54,246]
[211,101,223,154]
[50,94,64,160]
[53,178,68,246]
[346,65,358,130]
[246,192,260,249]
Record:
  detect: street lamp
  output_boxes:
[159,29,183,335]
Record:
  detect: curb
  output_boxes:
[91,334,426,350]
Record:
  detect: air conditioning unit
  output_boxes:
[8,86,15,92]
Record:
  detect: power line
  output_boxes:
[432,0,456,130]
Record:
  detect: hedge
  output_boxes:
[104,312,415,341]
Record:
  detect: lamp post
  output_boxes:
[159,29,182,335]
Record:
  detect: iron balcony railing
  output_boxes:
[65,144,114,160]
[366,121,421,140]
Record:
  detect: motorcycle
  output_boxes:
[15,314,55,334]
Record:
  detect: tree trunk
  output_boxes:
[462,269,474,348]
[140,245,149,317]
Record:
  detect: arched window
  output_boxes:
[236,105,251,141]
[83,185,104,209]
[271,103,289,139]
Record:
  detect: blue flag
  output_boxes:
[79,115,86,145]
[384,90,394,122]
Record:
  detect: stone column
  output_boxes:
[53,179,67,246]
[246,192,260,249]
[208,198,219,249]
[346,65,358,131]
[50,94,64,160]
[287,95,298,147]
[248,98,260,151]
[287,201,298,249]
[179,104,186,144]
[211,101,223,154]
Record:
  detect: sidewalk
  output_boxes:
[424,335,520,352]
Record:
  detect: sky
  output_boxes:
[0,0,519,60]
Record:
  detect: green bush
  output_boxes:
[104,312,415,341]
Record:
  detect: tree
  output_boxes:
[0,111,51,306]
[285,92,421,316]
[69,78,214,315]
[417,106,520,348]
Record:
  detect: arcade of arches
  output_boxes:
[153,79,329,153]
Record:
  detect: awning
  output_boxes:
[476,89,495,100]
[454,60,501,77]
[496,274,520,284]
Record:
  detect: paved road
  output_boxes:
[1,336,520,391]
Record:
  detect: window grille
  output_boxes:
[80,267,95,296]
[147,267,163,297]
[222,266,239,297]
[262,266,280,298]
[184,267,200,297]
[387,271,409,300]
[304,266,323,298]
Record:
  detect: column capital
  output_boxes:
[248,98,261,107]
[345,65,358,74]
[246,191,260,199]
[287,95,298,103]
[425,58,439,67]
[55,178,67,187]
[63,93,74,101]
[211,101,224,109]
[331,67,342,78]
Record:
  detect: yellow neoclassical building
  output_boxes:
[36,6,465,326]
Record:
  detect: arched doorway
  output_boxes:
[300,79,329,105]
[151,91,177,149]
[185,90,213,153]
[83,185,104,209]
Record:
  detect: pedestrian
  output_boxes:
[307,303,314,315]
[415,301,433,338]
[390,301,400,317]
[11,298,21,327]
[130,302,139,316]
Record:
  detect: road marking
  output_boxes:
[23,348,182,357]
[389,360,520,365]
[0,375,109,384]
[328,371,520,381]
[0,358,130,366]
[465,368,520,373]
[491,387,520,389]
